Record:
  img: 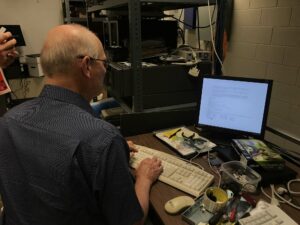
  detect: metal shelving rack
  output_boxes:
[87,0,221,113]
[62,0,88,25]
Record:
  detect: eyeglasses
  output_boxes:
[76,55,109,69]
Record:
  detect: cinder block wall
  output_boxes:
[223,0,300,151]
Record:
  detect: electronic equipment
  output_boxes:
[103,19,177,59]
[103,20,119,47]
[0,25,26,46]
[130,145,214,197]
[109,62,212,110]
[196,75,272,139]
[26,54,44,77]
[177,49,211,62]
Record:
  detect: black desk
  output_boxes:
[126,132,300,225]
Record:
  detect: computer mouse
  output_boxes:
[164,196,195,214]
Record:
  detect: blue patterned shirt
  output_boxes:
[0,85,143,225]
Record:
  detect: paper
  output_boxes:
[154,126,216,157]
[0,68,11,95]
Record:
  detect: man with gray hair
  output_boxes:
[0,24,162,225]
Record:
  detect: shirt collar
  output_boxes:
[39,85,97,117]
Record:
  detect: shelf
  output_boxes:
[87,0,219,112]
[64,17,87,23]
[88,0,216,12]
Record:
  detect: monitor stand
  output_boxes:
[194,127,243,162]
[195,127,246,146]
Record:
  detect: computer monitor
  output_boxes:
[0,25,26,46]
[196,75,272,139]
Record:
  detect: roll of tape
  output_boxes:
[202,187,228,213]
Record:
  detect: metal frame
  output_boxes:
[63,0,71,23]
[63,0,88,24]
[87,0,220,113]
[128,0,143,112]
[214,0,225,75]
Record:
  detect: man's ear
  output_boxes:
[80,56,92,79]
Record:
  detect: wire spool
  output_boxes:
[202,187,228,213]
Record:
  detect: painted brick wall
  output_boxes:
[224,0,300,151]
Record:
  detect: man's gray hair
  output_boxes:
[41,24,99,76]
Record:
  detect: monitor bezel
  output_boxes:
[196,75,273,139]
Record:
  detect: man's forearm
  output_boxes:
[134,178,152,225]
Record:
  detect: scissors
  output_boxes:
[181,132,206,150]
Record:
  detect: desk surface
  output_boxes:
[127,132,300,225]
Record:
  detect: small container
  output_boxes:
[202,187,228,213]
[220,161,261,193]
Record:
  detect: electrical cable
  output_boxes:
[261,183,300,210]
[270,184,280,206]
[176,153,204,171]
[207,148,221,187]
[196,9,201,49]
[179,8,183,21]
[260,186,285,204]
[189,151,201,162]
[10,90,18,100]
[273,185,300,210]
[207,0,224,74]
[175,5,216,29]
[288,179,300,196]
[170,15,216,29]
[177,27,185,44]
[162,44,199,66]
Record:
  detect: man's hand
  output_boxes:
[127,140,138,158]
[0,32,19,68]
[135,157,163,185]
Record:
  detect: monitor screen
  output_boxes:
[196,75,272,138]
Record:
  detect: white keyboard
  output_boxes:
[238,204,298,225]
[130,145,214,197]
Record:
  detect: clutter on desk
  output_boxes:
[220,161,261,194]
[238,200,298,225]
[202,187,228,213]
[232,139,285,171]
[182,187,253,225]
[214,141,297,186]
[154,126,216,158]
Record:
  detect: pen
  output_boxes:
[168,128,181,139]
